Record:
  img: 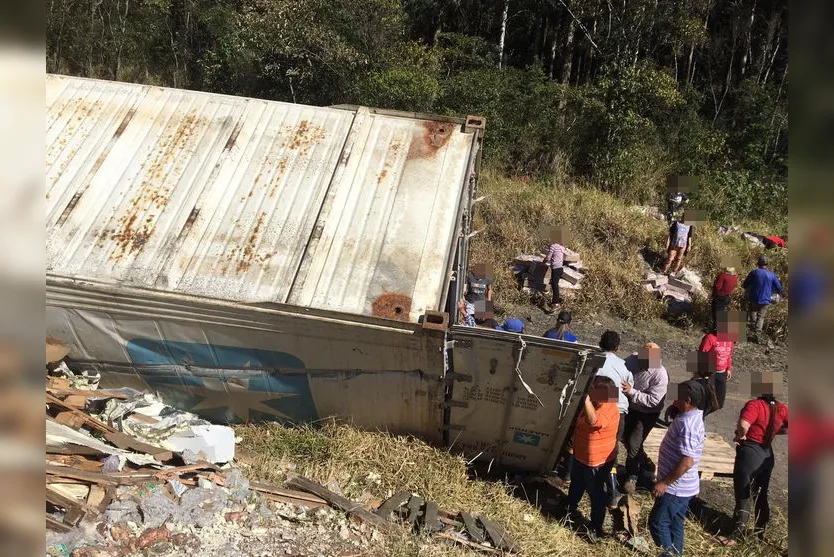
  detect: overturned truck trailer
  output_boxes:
[45,74,606,473]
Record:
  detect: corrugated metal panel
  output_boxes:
[446,327,604,472]
[46,75,478,323]
[46,285,447,442]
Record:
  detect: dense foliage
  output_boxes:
[47,0,787,225]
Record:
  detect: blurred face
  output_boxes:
[590,380,618,404]
[673,384,694,411]
[750,371,785,397]
[716,310,743,342]
[472,263,493,280]
[686,350,713,377]
[539,224,572,246]
[473,300,494,322]
[638,346,661,369]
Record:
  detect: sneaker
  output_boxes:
[623,478,637,494]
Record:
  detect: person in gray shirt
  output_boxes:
[622,342,669,493]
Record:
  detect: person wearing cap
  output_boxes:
[710,266,738,329]
[717,372,789,546]
[543,311,578,342]
[649,380,706,556]
[496,318,525,333]
[565,375,621,543]
[622,343,669,493]
[742,255,783,341]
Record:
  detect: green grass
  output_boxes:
[235,421,787,556]
[471,169,788,341]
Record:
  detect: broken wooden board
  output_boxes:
[477,515,516,551]
[460,512,486,543]
[643,428,735,478]
[561,266,584,285]
[102,431,173,462]
[287,476,396,532]
[651,275,669,287]
[249,481,328,507]
[405,495,425,529]
[375,491,411,520]
[47,388,130,400]
[667,277,694,292]
[47,337,70,364]
[423,501,441,533]
[437,532,500,554]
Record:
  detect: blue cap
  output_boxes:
[497,318,525,333]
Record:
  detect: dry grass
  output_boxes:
[235,421,786,556]
[471,169,789,341]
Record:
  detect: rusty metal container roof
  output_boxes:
[46,75,481,323]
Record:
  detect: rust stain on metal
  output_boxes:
[407,121,454,159]
[281,120,326,156]
[176,207,200,241]
[56,192,83,226]
[113,108,137,138]
[268,156,290,197]
[371,293,412,321]
[377,169,388,184]
[231,211,274,273]
[223,121,244,150]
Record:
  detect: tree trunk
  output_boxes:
[740,1,756,77]
[498,0,509,69]
[561,19,575,85]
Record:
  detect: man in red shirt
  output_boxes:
[718,371,788,545]
[710,266,738,329]
[697,310,742,410]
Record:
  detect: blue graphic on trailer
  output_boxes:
[126,339,318,425]
[512,431,542,447]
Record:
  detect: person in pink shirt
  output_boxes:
[697,310,742,410]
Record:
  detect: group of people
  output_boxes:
[562,327,788,555]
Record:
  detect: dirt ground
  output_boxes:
[499,302,789,515]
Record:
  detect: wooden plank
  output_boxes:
[54,411,86,430]
[375,491,411,520]
[86,485,107,509]
[47,388,130,400]
[46,515,72,533]
[46,486,95,526]
[48,455,104,472]
[46,394,118,434]
[249,481,328,505]
[63,394,89,409]
[460,512,486,544]
[477,515,516,551]
[423,501,440,533]
[261,492,328,509]
[405,495,424,528]
[437,532,499,554]
[102,431,173,462]
[643,428,736,476]
[47,376,71,390]
[287,476,395,532]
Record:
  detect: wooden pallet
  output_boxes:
[642,427,736,480]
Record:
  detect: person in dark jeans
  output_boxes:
[710,266,738,329]
[742,255,783,341]
[697,310,741,410]
[649,380,706,556]
[717,372,788,545]
[543,241,565,312]
[565,376,620,542]
[622,343,669,493]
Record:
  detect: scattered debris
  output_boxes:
[45,343,519,556]
[511,249,587,302]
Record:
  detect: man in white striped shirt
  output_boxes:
[649,380,706,556]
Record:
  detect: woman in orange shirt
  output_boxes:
[565,376,621,542]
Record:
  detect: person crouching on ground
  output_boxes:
[717,371,788,546]
[698,310,742,410]
[565,375,620,543]
[661,213,693,276]
[543,310,578,342]
[622,343,669,494]
[649,380,706,556]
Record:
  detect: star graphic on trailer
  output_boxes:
[516,434,538,446]
[173,377,300,422]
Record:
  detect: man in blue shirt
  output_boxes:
[742,255,783,340]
